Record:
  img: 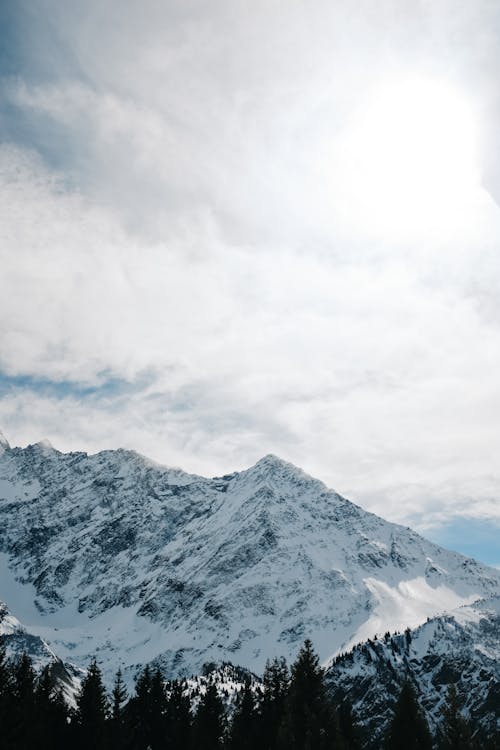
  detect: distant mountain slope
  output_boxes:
[0,432,499,684]
[0,598,82,704]
[325,596,500,747]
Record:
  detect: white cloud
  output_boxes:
[2,1,500,530]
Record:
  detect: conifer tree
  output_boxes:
[339,701,361,750]
[260,657,289,750]
[110,668,128,749]
[282,639,341,750]
[112,667,128,721]
[165,679,192,750]
[0,641,10,697]
[386,681,432,750]
[126,663,168,750]
[229,679,258,750]
[438,684,474,750]
[135,663,153,704]
[36,667,69,750]
[126,664,154,750]
[150,667,167,749]
[11,652,38,749]
[0,642,14,748]
[193,680,226,750]
[75,657,109,750]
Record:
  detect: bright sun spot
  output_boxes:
[332,77,481,240]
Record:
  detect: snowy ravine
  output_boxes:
[0,430,499,687]
[325,596,500,746]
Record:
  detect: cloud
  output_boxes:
[8,0,498,243]
[2,1,500,532]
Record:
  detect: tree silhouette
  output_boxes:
[193,681,226,750]
[260,657,289,750]
[438,684,474,750]
[11,652,37,749]
[229,679,258,750]
[36,666,69,750]
[110,667,128,749]
[339,701,361,750]
[165,679,192,750]
[74,657,108,749]
[386,681,432,750]
[282,638,341,750]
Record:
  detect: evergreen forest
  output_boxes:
[0,638,498,750]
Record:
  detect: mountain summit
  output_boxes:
[0,437,499,684]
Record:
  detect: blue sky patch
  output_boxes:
[426,517,500,569]
[0,371,151,402]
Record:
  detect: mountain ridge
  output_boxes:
[325,595,500,746]
[0,432,499,686]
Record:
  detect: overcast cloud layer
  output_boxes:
[1,1,500,556]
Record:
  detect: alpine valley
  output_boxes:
[0,430,499,739]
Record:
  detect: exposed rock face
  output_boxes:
[325,597,500,747]
[0,438,499,686]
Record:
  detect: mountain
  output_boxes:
[0,597,82,704]
[325,596,500,746]
[0,433,499,686]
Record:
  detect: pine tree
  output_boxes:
[110,668,128,749]
[74,657,109,749]
[126,664,153,750]
[193,681,226,750]
[229,679,258,750]
[150,667,167,749]
[126,663,168,750]
[282,639,341,750]
[11,652,38,749]
[339,701,361,750]
[438,684,474,750]
[386,681,432,750]
[165,679,192,750]
[260,657,289,750]
[112,667,128,721]
[0,641,10,697]
[35,666,69,750]
[0,642,14,748]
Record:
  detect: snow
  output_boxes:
[0,440,499,688]
[325,595,500,743]
[0,553,45,624]
[334,575,480,658]
[34,438,55,451]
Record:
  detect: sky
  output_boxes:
[1,0,500,566]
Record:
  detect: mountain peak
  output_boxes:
[1,440,499,685]
[246,454,323,490]
[250,453,308,475]
[254,453,290,468]
[33,438,55,452]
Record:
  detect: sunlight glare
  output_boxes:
[333,77,481,240]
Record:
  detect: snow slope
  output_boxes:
[0,434,499,686]
[325,596,500,746]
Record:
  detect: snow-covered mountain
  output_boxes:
[0,431,499,686]
[325,596,500,746]
[0,597,82,704]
